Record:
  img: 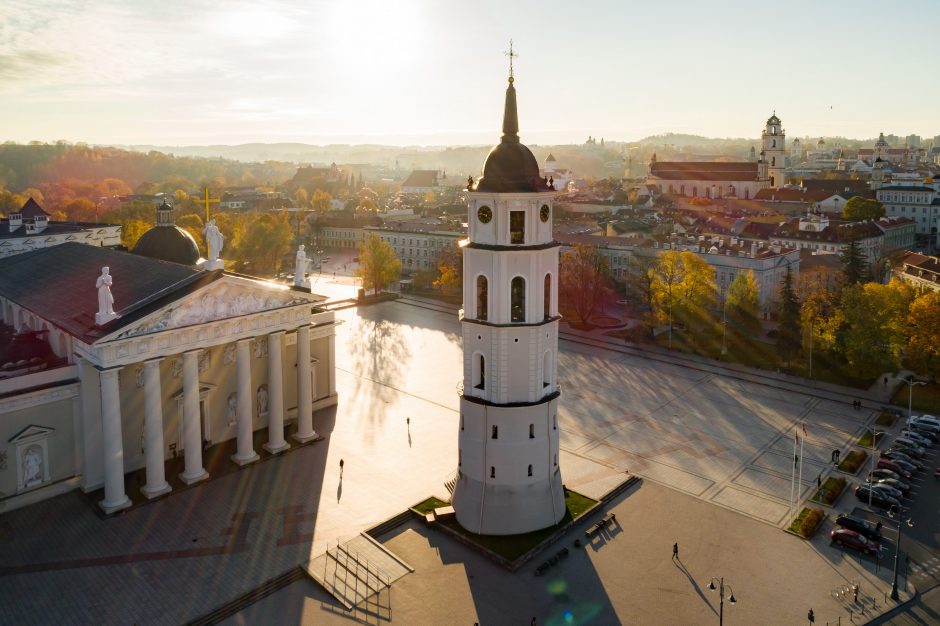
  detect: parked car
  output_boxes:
[886,445,925,461]
[908,416,940,432]
[876,458,912,479]
[831,528,883,556]
[866,472,910,494]
[892,438,926,455]
[899,430,933,447]
[909,422,940,439]
[855,484,900,510]
[881,449,921,465]
[868,482,904,500]
[835,514,883,541]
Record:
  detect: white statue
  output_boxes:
[294,245,309,286]
[204,219,225,264]
[23,445,42,486]
[257,385,269,416]
[227,393,238,425]
[95,266,117,325]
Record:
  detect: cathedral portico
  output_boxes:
[0,242,338,513]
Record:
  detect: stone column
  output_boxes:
[141,358,171,498]
[179,350,208,484]
[293,325,317,443]
[263,331,289,454]
[99,367,131,514]
[328,332,337,396]
[231,339,259,466]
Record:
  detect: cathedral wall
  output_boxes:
[0,397,78,497]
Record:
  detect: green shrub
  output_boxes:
[789,507,825,538]
[858,430,884,448]
[837,450,868,474]
[875,412,897,427]
[812,477,847,505]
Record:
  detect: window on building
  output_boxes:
[510,211,525,244]
[492,424,498,439]
[511,277,526,322]
[527,465,533,477]
[490,466,495,478]
[460,414,464,431]
[529,424,534,439]
[477,275,488,320]
[543,274,551,319]
[543,351,552,388]
[474,354,485,390]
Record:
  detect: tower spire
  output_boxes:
[501,40,519,142]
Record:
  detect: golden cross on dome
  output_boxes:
[504,39,518,79]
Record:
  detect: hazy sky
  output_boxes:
[2,0,939,146]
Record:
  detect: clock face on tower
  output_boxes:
[540,205,550,222]
[477,206,492,224]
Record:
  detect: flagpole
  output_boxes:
[789,428,797,522]
[798,424,806,509]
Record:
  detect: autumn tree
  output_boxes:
[294,188,309,208]
[840,280,913,378]
[842,196,885,221]
[176,213,206,253]
[433,242,462,294]
[905,291,940,378]
[122,219,152,249]
[310,189,332,212]
[649,250,684,332]
[357,197,378,213]
[725,270,760,334]
[356,233,401,295]
[0,189,25,215]
[776,264,802,363]
[234,213,293,275]
[560,244,614,326]
[63,198,98,222]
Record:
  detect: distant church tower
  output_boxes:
[451,67,565,536]
[762,112,786,188]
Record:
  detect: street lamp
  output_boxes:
[888,503,913,601]
[721,289,728,356]
[903,377,926,419]
[708,577,736,625]
[867,428,887,508]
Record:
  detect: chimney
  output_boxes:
[751,242,758,257]
[8,214,22,232]
[33,216,48,233]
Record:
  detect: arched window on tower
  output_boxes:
[476,275,488,320]
[529,424,535,439]
[527,464,533,477]
[492,424,498,439]
[490,466,495,478]
[474,354,485,390]
[772,139,776,148]
[543,274,551,320]
[511,277,526,322]
[543,350,552,388]
[771,157,776,166]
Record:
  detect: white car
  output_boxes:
[908,416,940,431]
[899,430,933,447]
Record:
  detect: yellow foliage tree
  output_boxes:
[433,242,462,293]
[906,291,940,378]
[311,189,332,212]
[176,213,206,254]
[122,219,152,249]
[356,233,401,295]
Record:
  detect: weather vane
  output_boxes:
[505,39,518,79]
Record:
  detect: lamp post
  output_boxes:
[708,577,736,625]
[904,377,926,419]
[721,289,728,356]
[888,503,913,601]
[867,428,886,508]
[807,320,813,379]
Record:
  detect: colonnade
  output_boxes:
[98,325,319,514]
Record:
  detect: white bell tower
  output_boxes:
[451,65,565,536]
[762,112,786,189]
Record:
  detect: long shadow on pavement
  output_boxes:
[675,558,718,616]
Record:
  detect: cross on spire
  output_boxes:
[504,39,518,80]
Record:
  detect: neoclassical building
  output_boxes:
[451,71,565,535]
[0,229,336,513]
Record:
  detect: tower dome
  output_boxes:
[474,77,552,194]
[132,199,201,266]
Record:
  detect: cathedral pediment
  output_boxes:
[108,276,315,341]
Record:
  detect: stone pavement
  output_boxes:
[225,481,912,625]
[0,296,917,625]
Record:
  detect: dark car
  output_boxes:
[835,514,883,541]
[876,458,913,478]
[909,424,940,442]
[869,482,904,500]
[870,468,904,482]
[855,484,900,510]
[831,528,883,557]
[887,443,925,459]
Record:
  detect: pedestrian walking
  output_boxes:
[852,583,859,603]
[816,473,822,488]
[807,608,815,624]
[672,542,679,560]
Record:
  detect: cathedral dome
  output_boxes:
[131,200,201,265]
[474,77,552,194]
